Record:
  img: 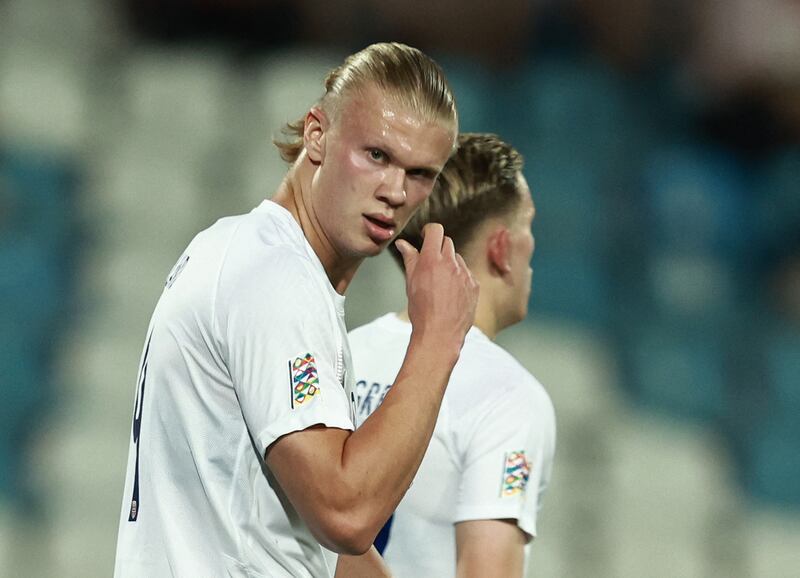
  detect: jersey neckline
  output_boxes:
[254,199,346,314]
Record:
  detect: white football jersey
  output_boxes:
[349,313,556,578]
[114,200,357,578]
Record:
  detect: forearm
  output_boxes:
[339,332,461,527]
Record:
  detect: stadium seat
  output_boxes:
[1,147,77,253]
[622,323,727,421]
[743,412,800,507]
[756,148,800,247]
[530,248,610,326]
[0,319,49,500]
[640,145,750,257]
[763,329,800,411]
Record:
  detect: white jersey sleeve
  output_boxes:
[452,378,556,540]
[217,244,354,454]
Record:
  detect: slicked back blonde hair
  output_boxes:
[274,42,458,163]
[390,133,525,267]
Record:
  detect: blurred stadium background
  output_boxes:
[1,0,799,575]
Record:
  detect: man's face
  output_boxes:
[506,173,536,324]
[309,85,456,259]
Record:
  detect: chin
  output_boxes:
[513,304,530,325]
[350,238,385,258]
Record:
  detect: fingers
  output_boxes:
[442,236,455,261]
[455,252,468,273]
[420,223,444,254]
[396,224,453,280]
[395,239,419,276]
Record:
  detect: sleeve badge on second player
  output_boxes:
[501,450,530,497]
[289,353,320,408]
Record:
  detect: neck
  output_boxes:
[472,294,500,340]
[272,159,363,294]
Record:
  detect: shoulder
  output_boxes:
[215,210,333,319]
[454,338,554,420]
[224,207,321,283]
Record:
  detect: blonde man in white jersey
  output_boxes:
[349,133,556,577]
[113,43,479,578]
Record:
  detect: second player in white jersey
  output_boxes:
[349,313,555,577]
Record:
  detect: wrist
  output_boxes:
[407,329,463,368]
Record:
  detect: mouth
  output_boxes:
[363,214,397,243]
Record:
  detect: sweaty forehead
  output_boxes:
[342,83,449,125]
[334,85,456,162]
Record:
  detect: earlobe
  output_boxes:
[488,228,512,275]
[303,107,327,164]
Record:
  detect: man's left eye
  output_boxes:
[369,149,385,161]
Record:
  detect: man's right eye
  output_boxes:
[369,149,386,162]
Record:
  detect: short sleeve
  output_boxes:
[216,247,354,454]
[453,383,556,540]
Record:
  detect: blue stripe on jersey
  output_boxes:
[374,514,394,555]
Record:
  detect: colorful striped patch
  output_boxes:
[501,451,530,497]
[290,353,320,407]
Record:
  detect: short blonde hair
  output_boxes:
[274,42,458,163]
[391,133,525,265]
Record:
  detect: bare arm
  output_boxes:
[335,546,392,578]
[455,520,527,578]
[266,224,479,554]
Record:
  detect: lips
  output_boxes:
[363,213,397,243]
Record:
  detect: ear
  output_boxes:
[303,106,328,164]
[487,227,512,275]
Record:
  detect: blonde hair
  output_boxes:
[391,133,524,265]
[274,42,458,163]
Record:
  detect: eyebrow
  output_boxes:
[371,141,443,178]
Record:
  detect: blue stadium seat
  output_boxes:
[742,410,800,507]
[763,330,800,411]
[640,145,751,258]
[756,148,800,248]
[1,148,77,253]
[0,320,48,500]
[0,146,78,504]
[495,57,650,171]
[623,323,727,421]
[0,237,65,332]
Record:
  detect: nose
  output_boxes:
[377,167,407,207]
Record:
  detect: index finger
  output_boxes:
[420,223,444,254]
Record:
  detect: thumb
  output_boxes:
[395,239,419,277]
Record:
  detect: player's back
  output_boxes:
[349,313,556,578]
[114,201,345,578]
